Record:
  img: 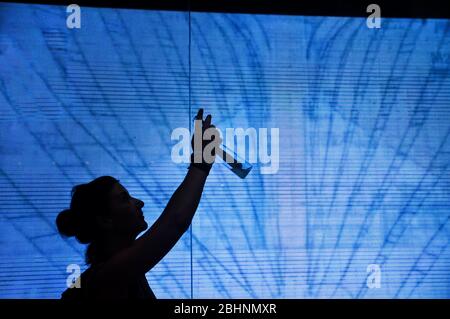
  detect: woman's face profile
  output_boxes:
[106,182,148,238]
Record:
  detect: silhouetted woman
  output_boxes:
[56,109,218,299]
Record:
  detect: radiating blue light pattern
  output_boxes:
[0,3,449,298]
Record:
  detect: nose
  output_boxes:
[136,198,144,208]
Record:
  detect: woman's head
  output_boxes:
[56,176,148,263]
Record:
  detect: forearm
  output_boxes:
[163,166,209,229]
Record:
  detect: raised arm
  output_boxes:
[97,109,220,283]
[128,165,209,273]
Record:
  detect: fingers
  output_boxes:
[194,108,214,131]
[195,108,204,121]
[204,114,212,128]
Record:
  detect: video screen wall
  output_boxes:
[0,2,449,298]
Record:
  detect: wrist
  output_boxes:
[188,162,211,175]
[188,164,211,177]
[189,153,212,174]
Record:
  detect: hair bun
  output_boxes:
[56,208,79,238]
[55,176,119,251]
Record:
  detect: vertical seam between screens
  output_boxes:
[188,2,193,300]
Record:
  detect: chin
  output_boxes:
[133,222,148,239]
[140,220,148,231]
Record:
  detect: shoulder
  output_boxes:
[60,265,102,300]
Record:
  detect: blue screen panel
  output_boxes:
[0,3,449,298]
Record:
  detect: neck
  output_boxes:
[89,232,135,265]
